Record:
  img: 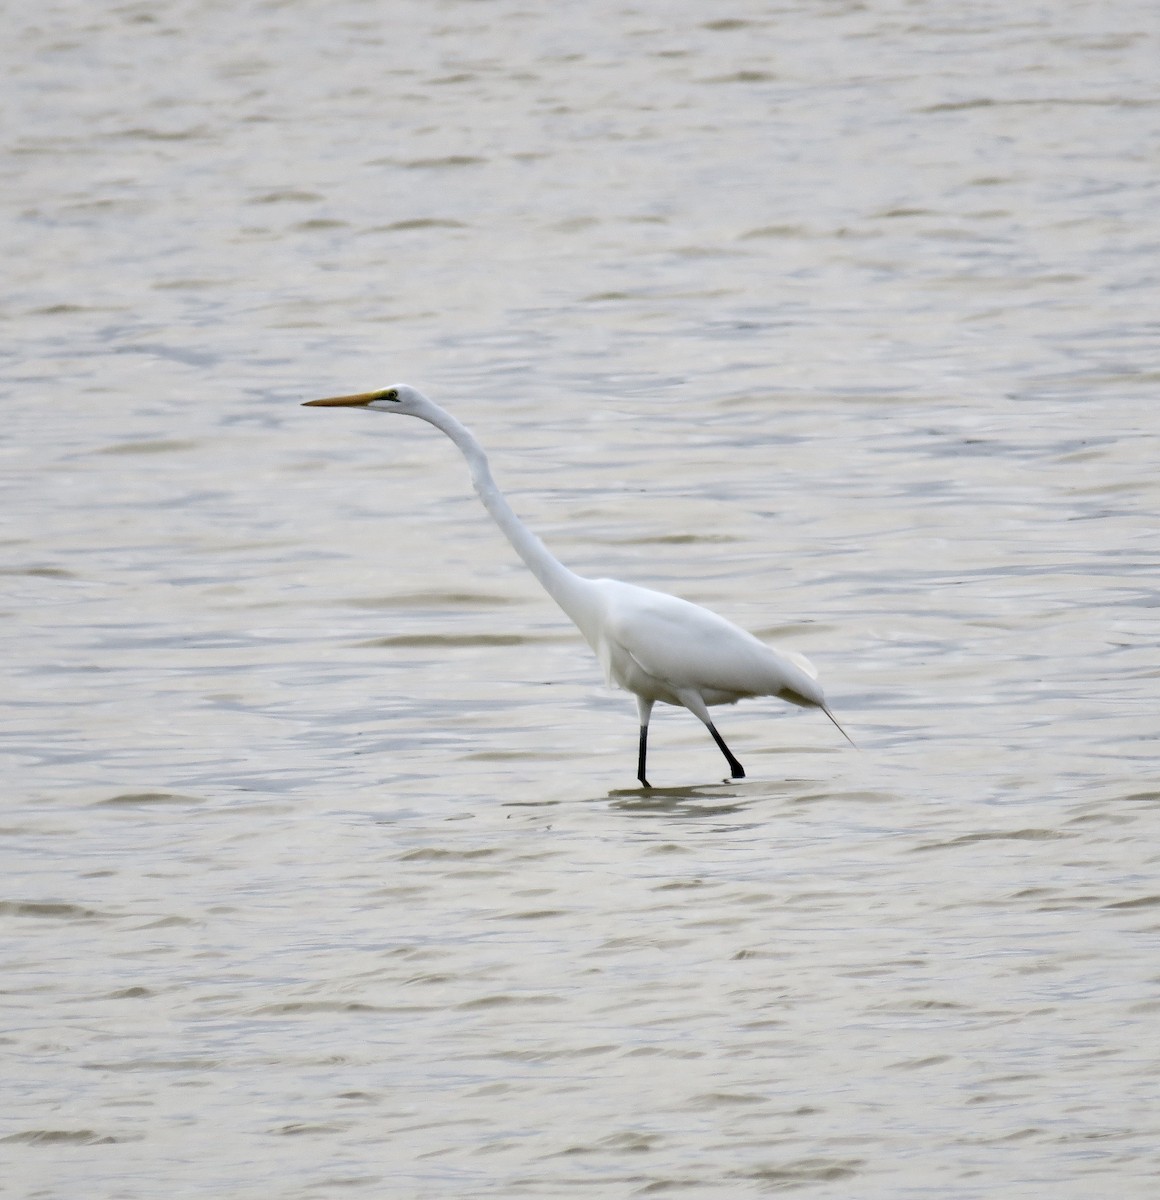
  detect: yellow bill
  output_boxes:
[301,391,380,408]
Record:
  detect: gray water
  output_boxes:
[3,2,1159,1196]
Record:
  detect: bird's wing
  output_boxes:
[597,581,822,704]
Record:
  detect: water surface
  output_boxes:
[3,2,1158,1196]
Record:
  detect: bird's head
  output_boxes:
[302,383,431,416]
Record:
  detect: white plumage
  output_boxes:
[304,384,851,785]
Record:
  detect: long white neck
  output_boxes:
[419,404,601,639]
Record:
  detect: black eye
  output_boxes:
[381,389,399,401]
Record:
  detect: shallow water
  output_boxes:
[3,1,1159,1196]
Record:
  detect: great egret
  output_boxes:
[303,385,851,786]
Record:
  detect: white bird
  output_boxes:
[303,384,851,786]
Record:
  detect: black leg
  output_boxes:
[637,725,652,788]
[707,722,745,779]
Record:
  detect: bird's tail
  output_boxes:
[821,703,858,748]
